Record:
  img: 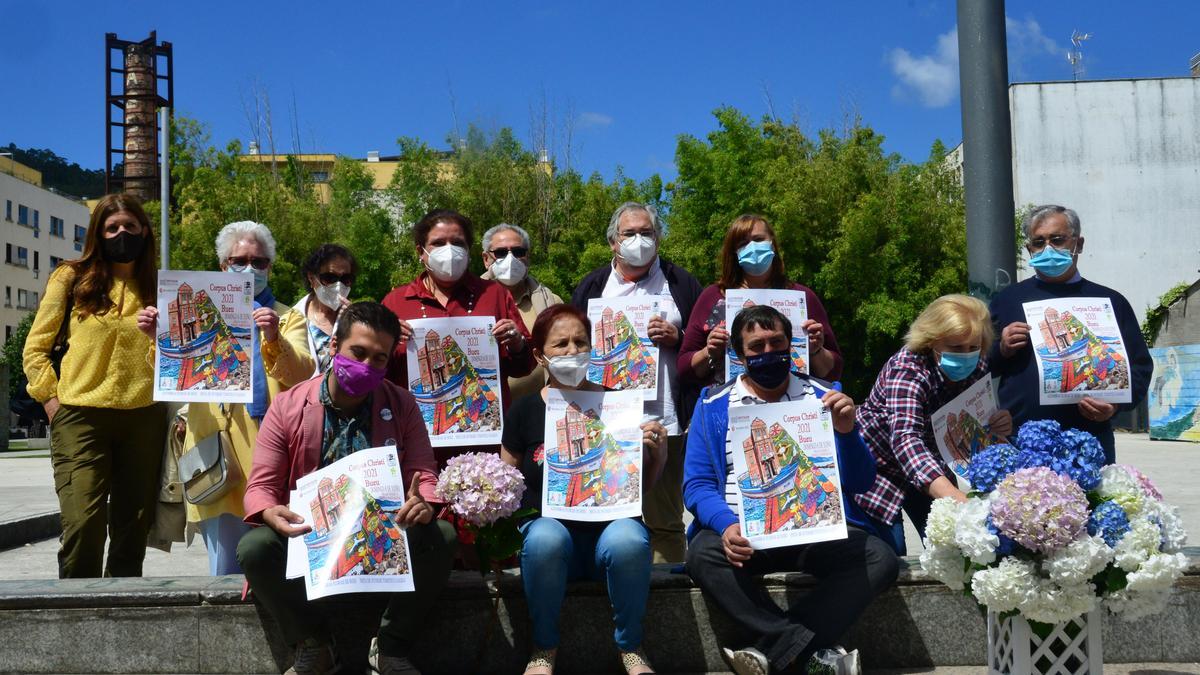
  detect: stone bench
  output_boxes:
[1,550,1197,674]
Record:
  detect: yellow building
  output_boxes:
[238,149,458,204]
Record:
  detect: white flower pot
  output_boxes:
[987,609,1102,675]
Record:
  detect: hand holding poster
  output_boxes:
[725,289,809,382]
[542,389,645,521]
[285,446,415,599]
[405,316,503,447]
[1022,297,1133,405]
[727,398,847,549]
[154,270,255,403]
[931,377,1007,483]
[586,296,665,400]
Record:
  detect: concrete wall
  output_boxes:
[1010,78,1200,324]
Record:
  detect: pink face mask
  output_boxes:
[332,353,387,397]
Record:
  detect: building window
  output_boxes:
[50,255,62,269]
[50,216,65,237]
[33,210,39,227]
[74,225,86,252]
[34,251,39,270]
[18,205,29,225]
[4,287,10,308]
[16,246,28,267]
[4,200,10,221]
[17,289,28,309]
[31,291,38,310]
[4,243,10,264]
[5,326,11,341]
[310,171,330,183]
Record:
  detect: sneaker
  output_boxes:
[368,637,421,675]
[807,646,861,675]
[285,638,339,675]
[721,646,769,675]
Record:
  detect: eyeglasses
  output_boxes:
[619,230,655,240]
[489,246,528,258]
[227,256,271,270]
[317,272,355,285]
[1027,235,1074,252]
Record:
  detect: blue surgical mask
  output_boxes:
[737,241,776,276]
[1029,246,1074,278]
[231,263,270,295]
[937,350,980,382]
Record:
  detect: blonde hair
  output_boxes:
[904,294,994,355]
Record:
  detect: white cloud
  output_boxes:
[1005,17,1062,78]
[576,111,613,129]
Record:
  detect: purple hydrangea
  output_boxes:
[435,452,526,526]
[1088,500,1131,547]
[990,467,1089,554]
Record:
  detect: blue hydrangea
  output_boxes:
[987,515,1018,556]
[1015,419,1065,456]
[967,443,1024,493]
[1057,429,1105,491]
[1088,500,1131,547]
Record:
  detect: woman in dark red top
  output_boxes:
[677,214,843,395]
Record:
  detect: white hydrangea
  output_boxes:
[1105,588,1172,621]
[1019,579,1097,625]
[919,543,969,590]
[954,496,999,565]
[925,497,961,548]
[1113,518,1163,571]
[1098,465,1146,516]
[1142,500,1189,553]
[971,558,1038,613]
[1044,535,1113,586]
[1125,552,1189,594]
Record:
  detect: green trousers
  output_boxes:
[641,434,687,563]
[49,403,167,578]
[237,518,457,657]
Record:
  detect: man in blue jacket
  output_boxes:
[683,306,898,675]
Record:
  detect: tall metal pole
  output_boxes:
[957,0,1016,300]
[159,106,170,269]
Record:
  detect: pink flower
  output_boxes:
[1116,464,1163,501]
[990,467,1088,554]
[435,452,526,526]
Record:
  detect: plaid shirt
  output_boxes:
[853,347,987,524]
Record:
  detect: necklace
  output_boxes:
[419,276,475,318]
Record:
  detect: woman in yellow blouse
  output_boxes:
[23,193,165,578]
[177,221,314,575]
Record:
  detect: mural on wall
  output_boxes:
[1149,344,1200,442]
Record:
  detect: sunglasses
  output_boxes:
[317,272,355,285]
[489,246,528,258]
[227,256,271,270]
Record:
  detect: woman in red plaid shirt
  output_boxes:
[854,294,1012,555]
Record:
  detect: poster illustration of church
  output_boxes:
[728,398,847,549]
[405,316,503,447]
[154,271,254,403]
[586,297,664,400]
[724,289,809,382]
[931,377,1006,484]
[542,389,645,522]
[1023,297,1132,405]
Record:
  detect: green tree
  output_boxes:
[2,312,36,401]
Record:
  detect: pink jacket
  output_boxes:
[243,375,440,523]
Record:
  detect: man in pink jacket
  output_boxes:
[237,302,456,675]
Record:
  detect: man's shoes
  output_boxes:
[368,637,421,675]
[721,646,769,675]
[285,638,339,675]
[807,646,861,675]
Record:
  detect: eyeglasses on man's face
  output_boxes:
[1027,234,1075,252]
[489,246,528,258]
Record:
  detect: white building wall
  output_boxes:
[0,171,90,342]
[1010,78,1200,323]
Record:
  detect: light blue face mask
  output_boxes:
[737,241,776,276]
[231,264,270,295]
[938,349,980,382]
[1029,246,1074,278]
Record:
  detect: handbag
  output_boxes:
[175,405,241,505]
[49,286,75,376]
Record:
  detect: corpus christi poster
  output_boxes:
[727,398,847,549]
[930,377,1006,483]
[725,289,809,382]
[542,388,645,522]
[1023,297,1132,405]
[286,447,415,599]
[586,296,665,401]
[406,316,503,447]
[154,271,254,403]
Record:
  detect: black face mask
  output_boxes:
[102,231,146,264]
[745,349,792,389]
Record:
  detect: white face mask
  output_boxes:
[424,244,469,282]
[618,233,657,267]
[490,253,527,286]
[546,352,590,388]
[314,281,349,311]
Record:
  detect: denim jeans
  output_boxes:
[519,517,651,651]
[198,513,253,575]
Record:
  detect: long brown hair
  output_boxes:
[717,214,788,290]
[66,194,157,317]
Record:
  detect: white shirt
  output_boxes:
[601,257,683,435]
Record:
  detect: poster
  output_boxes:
[727,398,847,549]
[1022,297,1133,405]
[405,316,503,447]
[1148,345,1200,442]
[586,296,669,401]
[725,289,809,382]
[930,377,1007,482]
[542,388,645,521]
[154,270,254,403]
[285,446,415,599]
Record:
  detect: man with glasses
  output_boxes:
[480,223,563,402]
[988,204,1152,463]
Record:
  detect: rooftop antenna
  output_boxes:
[1067,30,1092,81]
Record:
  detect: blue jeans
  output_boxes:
[519,517,651,651]
[199,513,253,575]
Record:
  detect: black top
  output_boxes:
[502,391,550,516]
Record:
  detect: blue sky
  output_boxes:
[3,1,1197,181]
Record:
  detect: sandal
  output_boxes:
[523,648,555,675]
[620,648,656,675]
